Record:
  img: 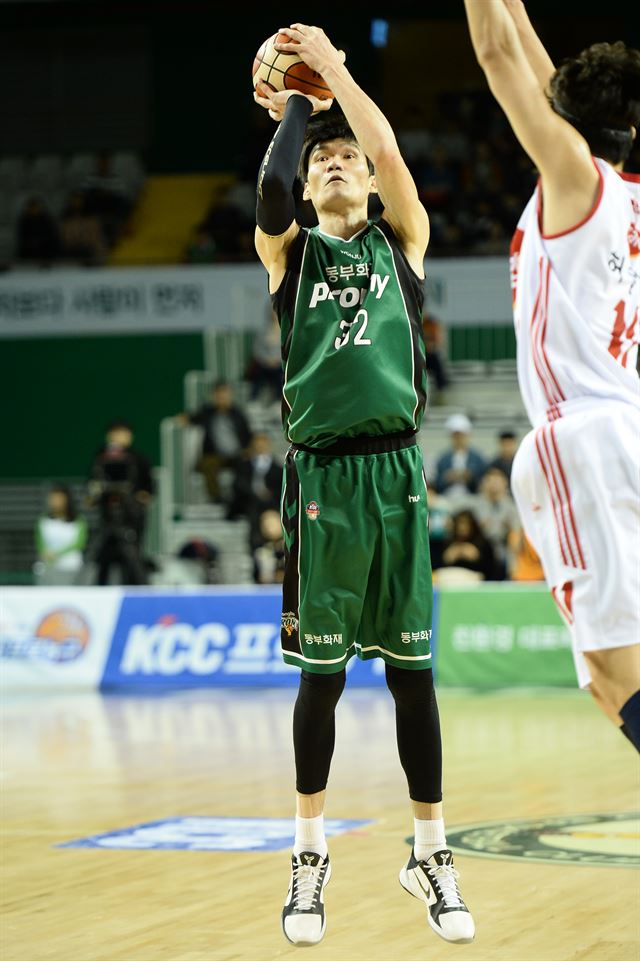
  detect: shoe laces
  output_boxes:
[292,861,323,911]
[428,863,464,908]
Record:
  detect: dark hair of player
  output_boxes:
[299,115,375,181]
[548,41,640,164]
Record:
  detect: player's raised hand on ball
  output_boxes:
[275,24,346,77]
[253,84,332,122]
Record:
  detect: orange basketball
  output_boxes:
[252,32,333,99]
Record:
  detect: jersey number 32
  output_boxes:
[334,308,372,351]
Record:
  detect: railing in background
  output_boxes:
[447,324,517,362]
[203,328,257,386]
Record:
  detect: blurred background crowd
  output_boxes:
[4,90,540,269]
[28,381,540,590]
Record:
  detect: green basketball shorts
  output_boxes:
[280,435,433,674]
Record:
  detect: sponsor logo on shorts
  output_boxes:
[281,612,299,637]
[400,630,432,644]
[305,501,320,521]
[304,633,343,645]
[408,494,420,503]
[437,813,640,868]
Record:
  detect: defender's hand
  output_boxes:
[275,24,346,76]
[253,85,332,122]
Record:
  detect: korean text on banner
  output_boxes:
[435,585,575,688]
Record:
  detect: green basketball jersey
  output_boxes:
[272,219,427,447]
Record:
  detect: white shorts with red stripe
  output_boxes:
[512,405,640,688]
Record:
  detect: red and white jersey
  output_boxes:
[510,158,640,426]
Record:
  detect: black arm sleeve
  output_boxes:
[256,95,313,236]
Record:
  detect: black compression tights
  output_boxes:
[293,665,442,803]
[293,669,346,795]
[385,664,443,803]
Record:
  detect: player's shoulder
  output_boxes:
[615,168,640,203]
[372,215,402,246]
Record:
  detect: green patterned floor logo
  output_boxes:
[443,813,639,867]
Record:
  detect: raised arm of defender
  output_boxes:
[463,0,600,236]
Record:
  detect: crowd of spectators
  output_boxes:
[174,380,284,583]
[185,90,539,263]
[33,384,543,586]
[35,420,154,587]
[12,151,139,267]
[7,86,640,268]
[427,413,542,583]
[397,92,539,257]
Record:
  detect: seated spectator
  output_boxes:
[253,508,285,585]
[16,196,59,264]
[82,151,133,246]
[59,191,106,265]
[434,414,486,499]
[439,509,496,581]
[487,429,518,486]
[246,310,283,403]
[177,539,221,584]
[473,467,520,579]
[177,381,252,503]
[201,186,254,261]
[509,530,545,582]
[35,485,87,585]
[228,432,282,535]
[422,310,449,396]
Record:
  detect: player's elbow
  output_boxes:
[371,147,404,179]
[258,170,290,205]
[474,35,517,72]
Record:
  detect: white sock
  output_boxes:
[413,817,447,862]
[293,814,328,859]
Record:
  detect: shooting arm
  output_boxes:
[277,25,429,270]
[254,94,310,284]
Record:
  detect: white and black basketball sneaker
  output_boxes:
[399,848,475,944]
[281,851,332,945]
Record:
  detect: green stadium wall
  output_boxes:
[0,333,204,480]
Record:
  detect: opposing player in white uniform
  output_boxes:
[464,0,640,751]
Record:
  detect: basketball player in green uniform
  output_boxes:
[254,23,474,947]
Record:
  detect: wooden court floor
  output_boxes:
[2,686,639,961]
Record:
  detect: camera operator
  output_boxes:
[87,420,153,585]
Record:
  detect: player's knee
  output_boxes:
[585,650,639,710]
[385,663,435,710]
[298,669,346,715]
